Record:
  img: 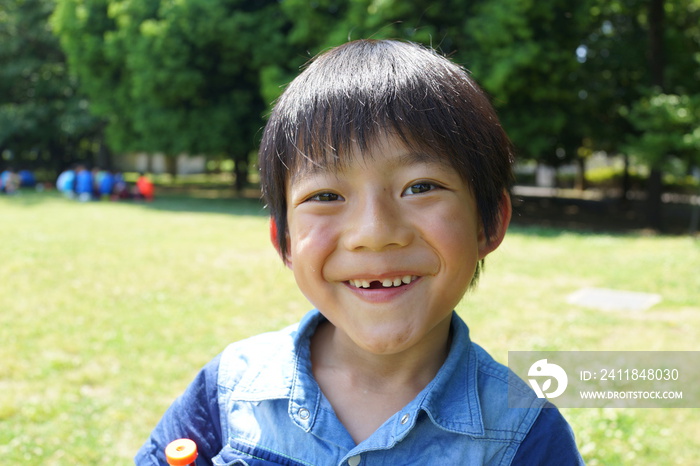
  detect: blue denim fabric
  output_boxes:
[211,310,565,466]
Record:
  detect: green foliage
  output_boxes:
[124,0,287,156]
[38,0,700,189]
[52,0,136,147]
[0,0,101,170]
[622,92,700,167]
[52,0,288,187]
[575,0,649,155]
[277,0,596,163]
[581,0,700,170]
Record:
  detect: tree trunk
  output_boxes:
[97,139,112,170]
[48,141,68,174]
[575,156,587,191]
[234,157,248,194]
[621,153,631,201]
[691,166,700,235]
[649,0,665,90]
[166,155,178,179]
[646,0,666,230]
[647,167,664,230]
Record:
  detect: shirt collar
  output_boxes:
[229,310,486,438]
[289,310,486,438]
[288,311,326,433]
[414,312,485,437]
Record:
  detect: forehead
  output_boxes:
[288,135,453,185]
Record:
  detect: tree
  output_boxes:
[49,0,700,211]
[624,93,700,167]
[53,0,289,190]
[0,0,102,174]
[455,0,595,170]
[280,0,595,169]
[573,0,700,227]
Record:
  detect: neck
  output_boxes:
[311,317,452,394]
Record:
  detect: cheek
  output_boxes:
[289,218,340,307]
[432,206,481,256]
[289,216,338,269]
[423,210,481,293]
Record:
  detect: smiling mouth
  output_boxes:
[347,275,419,289]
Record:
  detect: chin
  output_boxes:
[354,329,416,355]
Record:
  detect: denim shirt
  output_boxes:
[136,310,584,465]
[210,310,579,466]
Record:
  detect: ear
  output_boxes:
[477,190,512,260]
[269,217,292,268]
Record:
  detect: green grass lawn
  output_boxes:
[1,191,698,465]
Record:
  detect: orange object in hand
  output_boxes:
[165,438,198,466]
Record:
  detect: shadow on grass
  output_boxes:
[6,189,697,234]
[0,190,56,207]
[132,185,268,216]
[2,189,268,217]
[505,224,645,239]
[138,194,267,217]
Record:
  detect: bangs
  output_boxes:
[266,39,481,176]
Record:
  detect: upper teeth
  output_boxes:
[349,276,417,289]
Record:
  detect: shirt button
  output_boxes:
[400,413,410,424]
[298,408,310,420]
[348,455,361,466]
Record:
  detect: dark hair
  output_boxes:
[260,39,514,268]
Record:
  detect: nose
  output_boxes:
[342,193,413,251]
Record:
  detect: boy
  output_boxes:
[137,39,583,465]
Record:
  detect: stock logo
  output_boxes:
[528,359,568,399]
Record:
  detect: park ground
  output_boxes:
[0,189,698,465]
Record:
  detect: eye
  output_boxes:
[308,192,343,202]
[402,182,437,196]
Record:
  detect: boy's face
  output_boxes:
[281,135,502,356]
